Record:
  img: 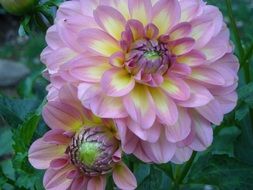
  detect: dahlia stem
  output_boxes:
[225,0,244,62]
[172,152,197,190]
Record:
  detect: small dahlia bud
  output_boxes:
[0,0,37,16]
[68,127,119,176]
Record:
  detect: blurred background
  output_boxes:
[0,0,253,190]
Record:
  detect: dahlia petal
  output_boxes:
[101,69,135,97]
[149,88,178,125]
[133,143,152,163]
[126,19,145,41]
[94,6,126,40]
[100,0,130,20]
[177,50,206,67]
[216,92,238,114]
[71,176,89,190]
[78,28,120,57]
[50,157,69,170]
[127,119,161,143]
[201,27,232,63]
[45,47,77,74]
[165,108,191,143]
[196,99,223,125]
[87,176,106,190]
[171,147,193,164]
[128,0,152,25]
[189,113,213,151]
[70,57,111,82]
[142,133,176,163]
[42,101,83,131]
[152,0,181,34]
[180,0,204,22]
[90,94,128,118]
[109,52,125,67]
[169,22,192,41]
[113,163,137,190]
[190,67,225,85]
[123,85,156,129]
[178,81,214,107]
[145,23,159,39]
[46,25,64,50]
[43,165,75,190]
[115,119,138,154]
[80,0,99,17]
[171,38,195,56]
[161,77,190,101]
[169,63,192,77]
[43,129,70,144]
[28,138,66,169]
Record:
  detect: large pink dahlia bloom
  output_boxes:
[29,84,137,190]
[42,0,239,163]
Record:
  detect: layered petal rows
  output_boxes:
[32,0,239,189]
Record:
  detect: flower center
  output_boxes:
[124,39,171,86]
[68,127,119,176]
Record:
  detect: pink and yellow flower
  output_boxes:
[42,0,239,163]
[29,84,137,190]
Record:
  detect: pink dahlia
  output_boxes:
[42,0,239,163]
[28,84,137,190]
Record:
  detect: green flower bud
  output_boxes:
[68,127,120,176]
[0,0,38,16]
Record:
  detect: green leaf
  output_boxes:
[12,114,41,153]
[212,126,241,156]
[137,166,171,190]
[235,103,249,121]
[188,154,253,190]
[238,82,253,100]
[0,96,40,127]
[134,163,151,185]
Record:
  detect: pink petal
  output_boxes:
[196,99,223,125]
[109,52,125,67]
[179,0,204,22]
[127,119,161,143]
[171,38,195,56]
[42,101,83,132]
[142,133,176,163]
[43,129,71,144]
[176,50,206,67]
[50,157,69,170]
[43,165,75,190]
[165,108,191,143]
[69,56,111,83]
[149,88,178,126]
[71,176,89,190]
[171,147,193,164]
[90,94,128,118]
[78,28,120,57]
[78,83,128,118]
[128,0,152,25]
[46,25,65,50]
[87,176,106,190]
[169,22,192,41]
[160,77,190,101]
[101,68,135,97]
[178,81,214,107]
[113,163,137,190]
[123,85,156,129]
[190,67,225,85]
[216,91,238,114]
[28,138,66,169]
[94,5,126,40]
[152,0,181,34]
[201,27,232,63]
[189,112,213,151]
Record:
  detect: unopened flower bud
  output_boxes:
[0,0,37,16]
[68,127,119,176]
